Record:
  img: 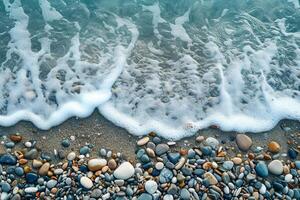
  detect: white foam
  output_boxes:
[38,0,63,22]
[0,1,300,140]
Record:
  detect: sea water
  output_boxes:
[0,0,299,139]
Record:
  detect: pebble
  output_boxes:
[24,187,38,193]
[203,172,218,185]
[222,161,234,171]
[67,152,76,161]
[108,159,117,170]
[268,160,283,175]
[180,188,190,200]
[145,180,158,194]
[114,162,134,180]
[80,177,93,189]
[0,154,17,165]
[9,134,22,143]
[204,137,219,149]
[32,159,43,168]
[268,141,281,153]
[137,137,149,146]
[155,144,170,156]
[236,134,252,151]
[61,139,70,147]
[232,157,242,165]
[46,180,57,188]
[38,162,50,176]
[285,174,293,182]
[255,162,268,178]
[196,135,205,142]
[88,158,107,171]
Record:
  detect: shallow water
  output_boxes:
[0,0,299,139]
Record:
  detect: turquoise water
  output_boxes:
[0,0,300,139]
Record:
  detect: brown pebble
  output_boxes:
[236,134,252,151]
[10,134,22,143]
[268,141,281,153]
[179,148,188,156]
[51,188,58,194]
[39,162,50,176]
[196,136,205,142]
[19,159,28,165]
[107,159,117,170]
[248,153,255,160]
[263,153,272,160]
[24,165,31,173]
[203,162,212,170]
[232,157,243,165]
[102,166,109,173]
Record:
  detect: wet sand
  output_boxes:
[0,111,299,161]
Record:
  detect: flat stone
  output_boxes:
[138,193,152,200]
[236,134,252,151]
[10,134,22,143]
[204,137,219,149]
[39,162,50,176]
[203,172,218,185]
[145,180,158,194]
[137,137,150,146]
[255,162,268,178]
[113,162,135,180]
[91,188,102,198]
[80,177,93,189]
[232,157,243,165]
[0,154,17,165]
[180,188,190,200]
[222,161,234,171]
[156,144,170,156]
[46,180,57,188]
[88,158,107,172]
[268,160,283,175]
[32,159,43,168]
[24,187,38,193]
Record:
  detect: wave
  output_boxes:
[0,0,299,139]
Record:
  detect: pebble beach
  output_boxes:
[0,113,299,199]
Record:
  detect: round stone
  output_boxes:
[222,161,234,171]
[10,134,22,143]
[26,173,38,184]
[203,172,218,185]
[232,157,243,165]
[107,159,117,170]
[80,146,90,155]
[268,141,281,153]
[80,177,93,189]
[46,180,57,188]
[1,182,11,192]
[61,139,70,147]
[204,137,219,149]
[113,162,135,180]
[285,174,293,182]
[268,160,283,175]
[180,188,190,200]
[0,154,17,165]
[155,144,170,156]
[88,158,107,171]
[38,162,50,176]
[137,137,150,146]
[155,162,164,170]
[145,180,158,194]
[236,134,252,151]
[255,162,268,178]
[67,152,76,161]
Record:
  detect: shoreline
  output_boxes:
[0,112,299,199]
[0,111,299,161]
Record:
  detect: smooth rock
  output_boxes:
[268,141,281,153]
[156,144,170,156]
[88,158,107,172]
[67,152,76,161]
[0,154,17,165]
[203,172,218,185]
[114,162,135,180]
[255,162,268,178]
[268,160,283,175]
[145,180,158,194]
[39,162,50,176]
[204,137,219,149]
[236,134,252,151]
[137,137,149,146]
[180,188,190,200]
[80,177,93,189]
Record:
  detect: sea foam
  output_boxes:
[0,0,299,139]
